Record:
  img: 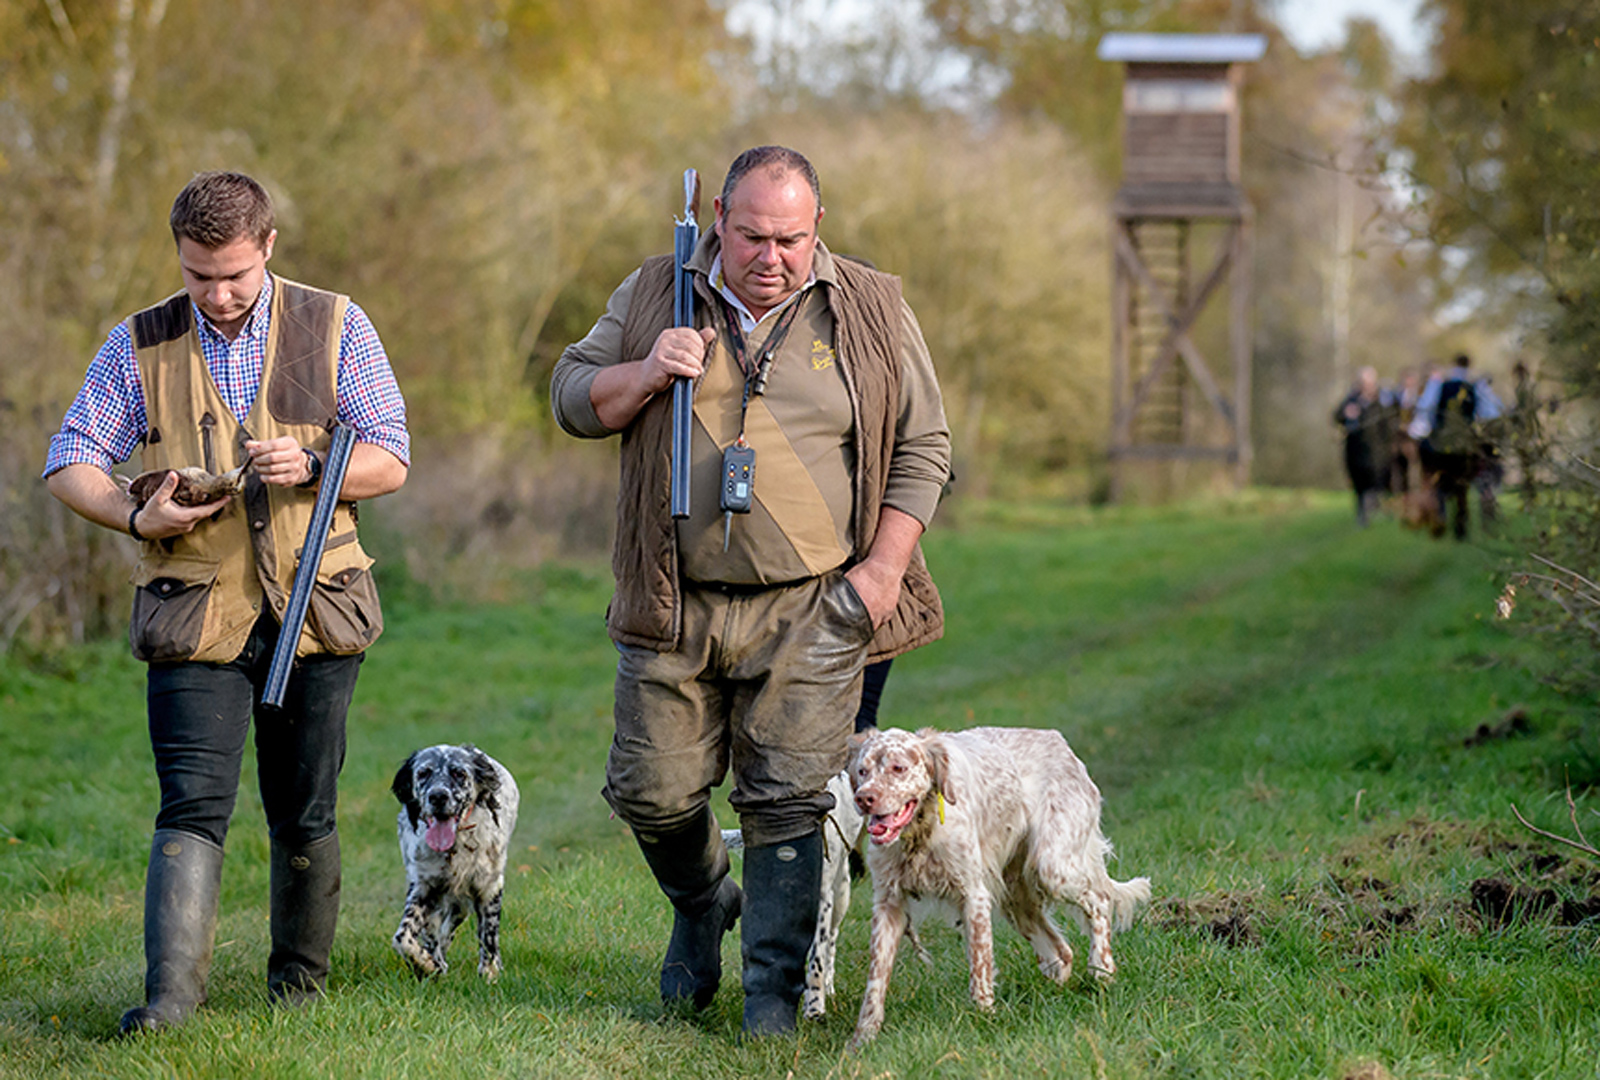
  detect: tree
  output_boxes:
[1401,0,1600,392]
[1401,0,1600,700]
[0,0,739,642]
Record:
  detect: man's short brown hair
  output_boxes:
[719,146,821,215]
[169,171,274,249]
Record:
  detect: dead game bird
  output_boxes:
[121,464,248,508]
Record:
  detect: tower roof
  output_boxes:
[1097,33,1267,65]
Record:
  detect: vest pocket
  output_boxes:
[129,555,220,663]
[305,539,383,654]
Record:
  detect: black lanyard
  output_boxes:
[719,293,807,424]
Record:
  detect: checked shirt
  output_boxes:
[45,273,409,477]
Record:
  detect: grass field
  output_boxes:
[2,491,1597,1079]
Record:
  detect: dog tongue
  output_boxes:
[867,801,918,844]
[425,818,457,852]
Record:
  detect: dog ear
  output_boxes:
[916,728,956,806]
[392,753,420,829]
[847,729,871,764]
[466,745,502,823]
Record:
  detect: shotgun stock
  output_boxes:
[262,422,357,709]
[670,168,700,519]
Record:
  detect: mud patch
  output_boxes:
[1158,816,1600,957]
[1462,705,1532,748]
[1336,815,1513,865]
[1154,890,1262,948]
[1470,876,1600,927]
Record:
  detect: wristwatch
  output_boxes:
[297,448,323,488]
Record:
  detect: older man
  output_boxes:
[552,146,950,1035]
[45,171,408,1033]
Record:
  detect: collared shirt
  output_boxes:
[707,252,817,333]
[1407,367,1503,441]
[44,273,410,477]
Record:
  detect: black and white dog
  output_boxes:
[391,744,520,980]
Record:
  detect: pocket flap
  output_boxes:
[309,533,375,584]
[130,553,221,590]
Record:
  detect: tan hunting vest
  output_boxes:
[611,253,943,663]
[127,277,382,664]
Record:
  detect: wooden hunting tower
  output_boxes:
[1097,32,1265,494]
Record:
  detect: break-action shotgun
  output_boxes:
[262,422,357,709]
[671,168,700,519]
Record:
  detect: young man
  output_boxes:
[44,171,409,1034]
[552,146,950,1035]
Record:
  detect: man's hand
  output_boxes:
[844,506,925,629]
[592,326,716,431]
[246,436,314,487]
[844,557,904,629]
[641,325,716,394]
[131,471,232,540]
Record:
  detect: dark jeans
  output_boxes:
[1421,443,1478,540]
[147,614,361,849]
[853,658,893,733]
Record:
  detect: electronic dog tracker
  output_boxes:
[720,440,756,550]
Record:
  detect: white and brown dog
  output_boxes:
[847,726,1150,1047]
[391,744,520,980]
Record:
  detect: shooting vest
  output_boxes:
[611,252,943,663]
[127,277,383,664]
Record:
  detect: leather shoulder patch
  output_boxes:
[267,280,342,427]
[131,294,193,350]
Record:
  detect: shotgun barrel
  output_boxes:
[262,422,357,709]
[670,168,700,519]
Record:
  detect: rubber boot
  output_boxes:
[119,830,225,1036]
[634,805,742,1011]
[267,830,341,1006]
[740,831,823,1037]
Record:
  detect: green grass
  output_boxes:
[3,491,1598,1079]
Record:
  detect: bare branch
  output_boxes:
[1510,803,1600,858]
[43,0,77,48]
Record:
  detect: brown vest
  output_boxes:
[611,254,943,662]
[128,278,383,663]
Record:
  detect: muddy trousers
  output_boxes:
[604,572,871,1030]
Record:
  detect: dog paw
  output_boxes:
[1038,956,1072,984]
[395,938,440,978]
[801,991,826,1020]
[479,957,502,982]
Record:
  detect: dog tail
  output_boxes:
[1108,876,1152,932]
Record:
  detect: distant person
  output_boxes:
[43,171,410,1033]
[1389,368,1423,496]
[1333,366,1393,527]
[1408,353,1501,539]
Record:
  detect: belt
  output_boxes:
[683,575,814,596]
